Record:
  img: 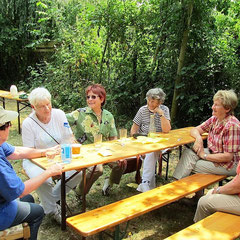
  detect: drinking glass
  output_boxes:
[94,134,102,148]
[72,144,81,154]
[119,128,127,139]
[46,149,56,162]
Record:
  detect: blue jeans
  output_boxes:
[10,194,44,240]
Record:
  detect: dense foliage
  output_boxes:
[1,0,240,128]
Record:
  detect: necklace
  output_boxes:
[95,111,102,123]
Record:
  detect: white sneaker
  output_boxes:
[53,204,61,224]
[102,178,111,196]
[137,182,151,193]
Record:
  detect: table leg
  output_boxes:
[2,97,5,108]
[82,165,97,213]
[61,172,66,230]
[82,169,86,213]
[135,156,141,184]
[158,153,163,176]
[17,101,21,134]
[179,145,182,159]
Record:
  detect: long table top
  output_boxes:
[0,90,28,102]
[31,127,207,172]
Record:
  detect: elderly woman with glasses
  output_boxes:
[21,87,82,224]
[0,107,62,239]
[130,88,171,192]
[173,90,240,204]
[67,84,125,196]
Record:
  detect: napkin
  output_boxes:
[98,149,112,157]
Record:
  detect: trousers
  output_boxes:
[23,159,82,214]
[194,189,240,222]
[10,195,44,240]
[173,148,237,180]
[141,151,161,188]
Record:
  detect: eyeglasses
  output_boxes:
[35,103,51,110]
[86,95,99,100]
[0,121,12,131]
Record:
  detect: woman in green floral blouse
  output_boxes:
[67,84,126,196]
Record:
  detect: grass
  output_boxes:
[5,99,215,240]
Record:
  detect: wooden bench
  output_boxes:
[164,211,240,240]
[67,173,226,239]
[0,222,30,240]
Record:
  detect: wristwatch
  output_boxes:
[203,153,208,160]
[216,187,221,194]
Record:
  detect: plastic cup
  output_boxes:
[72,144,81,154]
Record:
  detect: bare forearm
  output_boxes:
[130,123,139,136]
[20,164,63,198]
[20,171,51,197]
[215,177,240,195]
[11,147,45,159]
[160,116,171,133]
[201,151,234,163]
[191,127,204,141]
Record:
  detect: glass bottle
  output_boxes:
[148,114,156,137]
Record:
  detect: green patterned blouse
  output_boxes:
[66,107,117,145]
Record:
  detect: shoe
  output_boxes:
[137,182,151,193]
[53,204,61,224]
[102,178,111,196]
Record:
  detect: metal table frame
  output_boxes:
[0,91,31,134]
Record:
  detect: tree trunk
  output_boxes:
[171,1,193,123]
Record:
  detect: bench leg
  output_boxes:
[98,222,129,240]
[114,221,129,240]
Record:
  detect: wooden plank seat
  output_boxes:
[67,173,227,239]
[164,211,240,240]
[0,222,30,240]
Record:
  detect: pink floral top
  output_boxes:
[200,115,240,170]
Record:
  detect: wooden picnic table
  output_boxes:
[0,90,30,134]
[30,126,207,230]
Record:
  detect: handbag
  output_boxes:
[123,156,144,184]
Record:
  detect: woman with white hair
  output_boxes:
[130,88,171,192]
[22,87,82,224]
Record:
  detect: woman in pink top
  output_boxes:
[194,162,240,221]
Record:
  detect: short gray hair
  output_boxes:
[213,89,238,115]
[146,88,166,102]
[28,87,51,107]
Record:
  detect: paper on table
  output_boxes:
[135,136,169,144]
[97,149,112,157]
